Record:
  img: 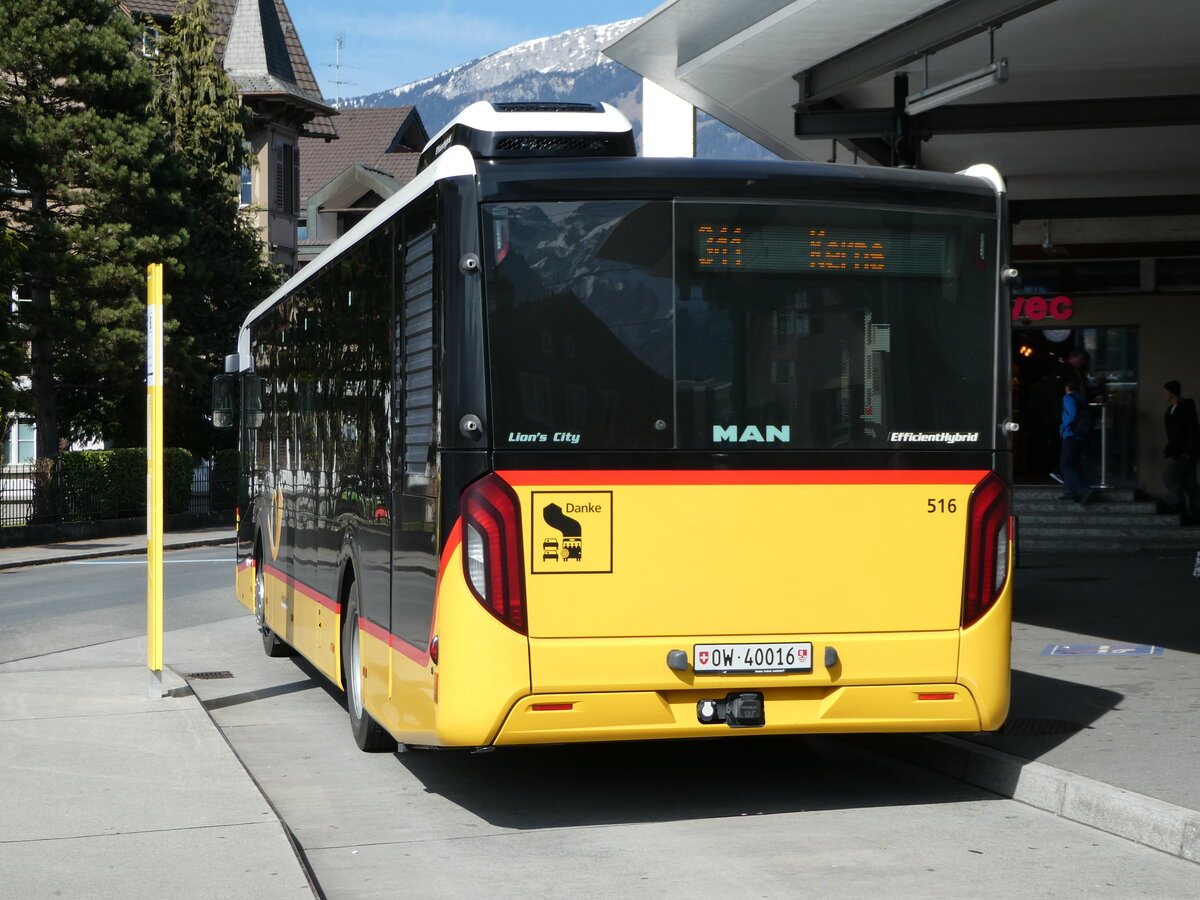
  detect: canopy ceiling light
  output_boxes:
[905,26,1007,116]
[905,58,1009,115]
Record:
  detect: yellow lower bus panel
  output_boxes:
[494,683,985,745]
[957,543,1014,732]
[241,501,1012,748]
[371,568,1010,747]
[366,537,533,748]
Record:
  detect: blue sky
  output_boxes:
[285,1,656,101]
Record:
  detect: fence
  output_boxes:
[0,461,234,528]
[0,464,37,528]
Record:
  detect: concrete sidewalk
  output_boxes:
[0,525,235,569]
[0,527,314,898]
[0,661,313,899]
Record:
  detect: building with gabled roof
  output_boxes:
[122,0,338,271]
[297,107,428,265]
[5,0,340,480]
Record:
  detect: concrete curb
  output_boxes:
[174,665,322,897]
[0,536,235,570]
[862,734,1200,863]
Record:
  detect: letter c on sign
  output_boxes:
[1050,295,1073,320]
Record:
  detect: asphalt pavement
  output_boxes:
[1,527,1197,900]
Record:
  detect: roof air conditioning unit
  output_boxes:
[418,101,636,170]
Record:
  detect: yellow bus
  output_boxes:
[214,101,1013,752]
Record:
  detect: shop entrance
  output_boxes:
[1011,326,1138,487]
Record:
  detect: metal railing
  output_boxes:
[1,461,234,528]
[0,463,38,528]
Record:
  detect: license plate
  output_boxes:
[693,642,813,674]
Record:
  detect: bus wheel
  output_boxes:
[255,556,292,658]
[341,581,396,753]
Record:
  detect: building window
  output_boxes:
[140,26,160,58]
[3,419,35,466]
[240,140,254,206]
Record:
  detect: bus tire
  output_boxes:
[255,553,292,658]
[342,580,396,753]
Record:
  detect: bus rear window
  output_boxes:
[483,200,997,451]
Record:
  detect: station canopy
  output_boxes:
[605,0,1200,220]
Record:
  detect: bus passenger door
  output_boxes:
[390,217,440,730]
[349,231,397,653]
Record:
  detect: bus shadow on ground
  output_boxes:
[1014,550,1200,655]
[961,669,1124,759]
[396,732,995,830]
[849,669,1124,770]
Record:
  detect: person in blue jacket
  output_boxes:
[1058,370,1092,504]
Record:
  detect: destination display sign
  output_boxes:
[694,224,948,276]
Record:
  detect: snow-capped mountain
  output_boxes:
[335,22,774,160]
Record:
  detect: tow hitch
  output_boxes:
[696,692,765,728]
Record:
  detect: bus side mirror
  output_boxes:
[243,374,264,429]
[212,374,236,429]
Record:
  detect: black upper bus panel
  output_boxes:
[418,100,637,171]
[475,156,1000,215]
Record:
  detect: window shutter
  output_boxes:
[292,144,300,214]
[402,227,437,495]
[273,141,284,212]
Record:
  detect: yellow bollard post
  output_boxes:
[147,263,165,698]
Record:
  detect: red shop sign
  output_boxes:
[1012,295,1073,321]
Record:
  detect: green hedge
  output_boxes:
[59,447,195,519]
[211,448,240,512]
[59,452,111,521]
[165,448,194,514]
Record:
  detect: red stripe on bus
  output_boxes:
[438,520,462,586]
[262,563,341,614]
[351,598,431,667]
[497,469,989,486]
[258,523,460,670]
[359,616,390,645]
[366,524,462,668]
[389,635,429,666]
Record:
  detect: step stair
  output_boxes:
[1013,485,1199,553]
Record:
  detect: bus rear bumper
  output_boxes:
[492,683,985,745]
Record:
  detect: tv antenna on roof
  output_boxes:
[325,34,358,108]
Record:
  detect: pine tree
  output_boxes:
[0,227,27,422]
[0,0,186,457]
[152,0,282,458]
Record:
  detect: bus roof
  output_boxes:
[474,155,1001,211]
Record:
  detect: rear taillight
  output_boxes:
[962,472,1011,628]
[461,473,527,634]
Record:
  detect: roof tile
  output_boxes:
[299,107,427,204]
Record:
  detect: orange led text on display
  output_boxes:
[696,224,745,266]
[695,225,888,271]
[806,229,886,271]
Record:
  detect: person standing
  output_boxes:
[1050,348,1102,484]
[1058,370,1092,504]
[1161,379,1200,521]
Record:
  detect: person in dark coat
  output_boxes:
[1162,379,1200,519]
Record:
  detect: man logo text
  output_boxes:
[712,425,791,443]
